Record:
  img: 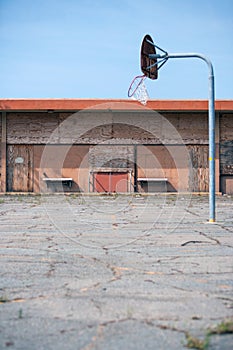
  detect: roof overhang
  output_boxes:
[0,98,232,112]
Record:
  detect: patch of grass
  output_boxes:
[0,198,4,204]
[18,308,23,319]
[65,193,85,204]
[208,320,233,335]
[126,306,134,319]
[66,193,77,200]
[33,195,42,204]
[183,319,233,349]
[185,333,209,350]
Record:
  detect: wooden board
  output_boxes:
[93,172,129,193]
[187,145,209,192]
[220,141,233,175]
[220,113,233,141]
[7,145,33,192]
[1,112,6,192]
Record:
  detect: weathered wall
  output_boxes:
[33,145,90,193]
[2,110,232,193]
[0,114,2,171]
[6,111,209,145]
[7,112,60,144]
[89,145,135,169]
[220,113,233,193]
[220,114,233,174]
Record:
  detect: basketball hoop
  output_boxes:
[127,75,149,105]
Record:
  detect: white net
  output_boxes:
[128,76,149,105]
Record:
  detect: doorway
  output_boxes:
[7,145,33,192]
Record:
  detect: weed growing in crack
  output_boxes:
[126,306,134,319]
[208,320,233,335]
[184,333,209,349]
[183,319,233,349]
[18,308,23,319]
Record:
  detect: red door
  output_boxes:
[94,172,129,193]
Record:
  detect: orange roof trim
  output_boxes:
[0,98,232,111]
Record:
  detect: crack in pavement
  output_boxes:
[80,317,188,350]
[185,208,200,217]
[181,240,211,246]
[197,230,233,249]
[198,231,221,245]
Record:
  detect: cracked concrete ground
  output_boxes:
[0,193,233,349]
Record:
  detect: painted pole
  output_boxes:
[149,53,216,222]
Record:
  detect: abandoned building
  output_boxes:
[0,99,232,194]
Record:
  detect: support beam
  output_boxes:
[1,112,7,192]
[134,145,138,193]
[215,112,220,193]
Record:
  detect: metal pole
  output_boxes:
[149,53,216,222]
[134,145,138,193]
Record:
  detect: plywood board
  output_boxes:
[220,141,233,175]
[7,145,33,192]
[188,145,209,192]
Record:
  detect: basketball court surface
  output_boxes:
[0,194,232,349]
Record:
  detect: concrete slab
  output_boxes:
[0,194,232,349]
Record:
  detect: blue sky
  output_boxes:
[0,0,232,100]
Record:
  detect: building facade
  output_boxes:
[0,99,232,194]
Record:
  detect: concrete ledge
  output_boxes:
[0,192,223,196]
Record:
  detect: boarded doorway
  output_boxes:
[7,145,33,192]
[90,170,132,193]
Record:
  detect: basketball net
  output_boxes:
[128,75,149,105]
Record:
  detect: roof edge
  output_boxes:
[0,98,232,111]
